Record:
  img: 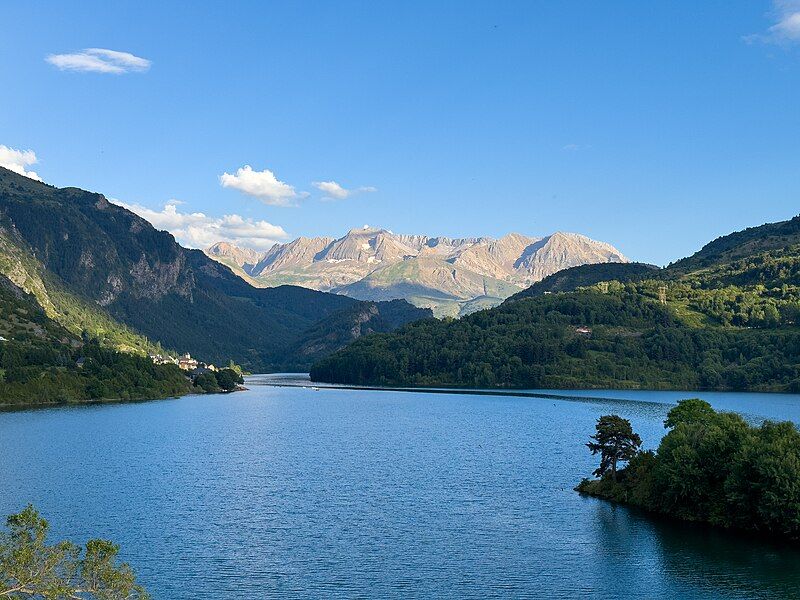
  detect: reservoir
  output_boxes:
[1,377,799,598]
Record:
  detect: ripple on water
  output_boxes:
[0,383,799,599]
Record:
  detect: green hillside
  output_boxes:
[311,214,800,392]
[0,167,428,372]
[0,274,191,405]
[506,262,659,301]
[669,215,800,272]
[0,220,162,355]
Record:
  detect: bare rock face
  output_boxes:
[205,227,628,316]
[253,236,334,274]
[206,241,265,270]
[514,232,628,286]
[129,253,193,300]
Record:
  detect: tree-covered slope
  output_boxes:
[311,214,800,392]
[0,167,427,371]
[0,215,162,355]
[506,262,659,301]
[285,299,432,367]
[311,286,800,391]
[669,215,800,272]
[0,273,191,405]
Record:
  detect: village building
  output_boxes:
[150,352,217,372]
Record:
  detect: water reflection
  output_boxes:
[591,500,800,599]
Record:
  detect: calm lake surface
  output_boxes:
[2,377,800,599]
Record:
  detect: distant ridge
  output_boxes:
[206,227,628,316]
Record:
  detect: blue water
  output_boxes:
[1,378,799,599]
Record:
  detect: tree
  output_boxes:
[579,403,800,541]
[664,398,716,429]
[194,372,219,393]
[0,505,148,599]
[587,415,642,480]
[214,368,242,392]
[724,420,800,536]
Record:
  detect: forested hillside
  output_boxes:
[0,167,428,372]
[669,215,800,272]
[506,262,658,300]
[311,215,800,392]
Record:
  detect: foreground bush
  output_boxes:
[0,506,148,599]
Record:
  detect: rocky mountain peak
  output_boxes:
[206,241,265,268]
[204,226,628,317]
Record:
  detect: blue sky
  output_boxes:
[1,1,799,265]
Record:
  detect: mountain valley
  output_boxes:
[0,167,429,374]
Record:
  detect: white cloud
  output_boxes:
[745,1,800,45]
[0,145,42,181]
[772,11,800,40]
[219,165,302,206]
[46,48,151,73]
[116,199,289,250]
[313,180,377,200]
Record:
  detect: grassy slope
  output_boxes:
[0,224,160,355]
[0,274,192,406]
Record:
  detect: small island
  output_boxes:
[577,399,800,542]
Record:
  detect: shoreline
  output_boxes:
[259,380,649,403]
[0,385,248,413]
[576,481,800,547]
[253,376,800,403]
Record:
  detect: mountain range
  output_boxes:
[205,228,628,316]
[0,167,429,372]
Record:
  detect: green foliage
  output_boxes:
[669,214,800,272]
[0,220,159,357]
[0,272,192,406]
[215,368,243,392]
[724,421,800,535]
[0,505,148,599]
[193,372,219,393]
[311,286,800,391]
[0,337,192,406]
[191,368,243,393]
[586,415,642,480]
[578,400,800,541]
[663,397,717,428]
[507,262,659,300]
